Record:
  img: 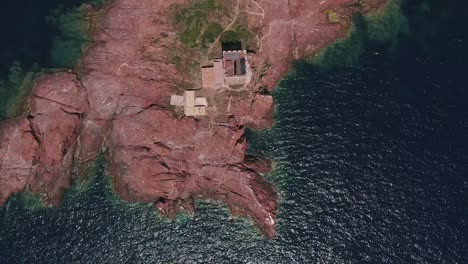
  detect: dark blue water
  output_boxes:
[0,0,102,117]
[0,0,467,263]
[0,0,86,72]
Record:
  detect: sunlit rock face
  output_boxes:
[0,0,387,237]
[0,72,86,206]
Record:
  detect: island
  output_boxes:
[0,0,387,238]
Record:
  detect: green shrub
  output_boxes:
[325,10,340,23]
[202,22,223,44]
[171,0,226,48]
[220,30,239,43]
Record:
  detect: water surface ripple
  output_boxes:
[0,0,467,263]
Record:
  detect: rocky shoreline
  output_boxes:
[0,0,387,237]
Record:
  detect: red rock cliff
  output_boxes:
[0,0,387,237]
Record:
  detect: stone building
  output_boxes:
[170,90,207,117]
[222,50,251,87]
[201,45,252,90]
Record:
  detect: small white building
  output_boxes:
[170,90,207,117]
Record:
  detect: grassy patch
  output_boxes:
[202,22,224,44]
[168,105,185,119]
[170,0,228,48]
[168,48,201,79]
[220,30,239,43]
[170,55,183,66]
[220,19,257,50]
[325,10,340,23]
[177,80,194,91]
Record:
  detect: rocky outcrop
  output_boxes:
[0,0,387,237]
[231,93,275,130]
[247,0,387,90]
[0,72,87,205]
[109,108,277,236]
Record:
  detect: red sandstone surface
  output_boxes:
[0,0,386,237]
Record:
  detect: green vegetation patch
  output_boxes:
[168,48,201,79]
[170,0,228,48]
[202,22,224,43]
[220,22,256,49]
[220,30,239,43]
[325,10,340,23]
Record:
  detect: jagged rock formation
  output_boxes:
[0,0,387,237]
[0,73,87,206]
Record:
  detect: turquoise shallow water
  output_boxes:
[1,0,467,263]
[0,0,100,117]
[0,0,89,71]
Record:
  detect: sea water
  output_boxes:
[0,0,100,117]
[0,0,467,263]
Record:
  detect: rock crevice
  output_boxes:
[0,0,388,237]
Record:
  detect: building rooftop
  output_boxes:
[223,51,247,77]
[195,97,208,106]
[170,90,207,117]
[200,43,252,91]
[201,66,215,89]
[170,95,184,106]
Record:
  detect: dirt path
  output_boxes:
[206,0,241,57]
